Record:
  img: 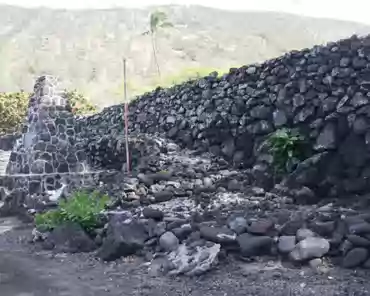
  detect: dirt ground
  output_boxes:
[0,217,369,296]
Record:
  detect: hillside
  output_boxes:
[1,4,370,106]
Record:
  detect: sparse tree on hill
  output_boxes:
[142,10,173,77]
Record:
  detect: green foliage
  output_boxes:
[65,89,98,115]
[34,209,64,231]
[34,190,110,233]
[148,10,173,34]
[0,90,97,135]
[142,10,174,77]
[266,128,307,174]
[0,91,29,134]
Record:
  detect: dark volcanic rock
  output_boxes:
[236,233,273,257]
[342,248,369,268]
[200,226,237,244]
[97,218,149,261]
[142,207,164,221]
[43,222,97,253]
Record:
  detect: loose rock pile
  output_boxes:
[34,137,370,274]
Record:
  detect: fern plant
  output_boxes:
[266,128,307,174]
[35,190,110,233]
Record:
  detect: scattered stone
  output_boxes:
[247,219,275,235]
[309,220,336,237]
[227,215,247,234]
[159,231,179,252]
[237,233,273,257]
[280,220,304,236]
[143,207,164,221]
[342,248,368,268]
[346,235,370,247]
[348,222,370,235]
[97,219,148,261]
[43,222,97,253]
[290,237,330,261]
[171,224,193,240]
[154,191,174,203]
[277,236,296,254]
[200,226,237,244]
[296,228,315,241]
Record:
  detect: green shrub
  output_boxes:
[34,209,64,231]
[65,89,97,115]
[266,128,308,174]
[35,190,110,233]
[0,91,29,134]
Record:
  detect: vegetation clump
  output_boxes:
[35,190,109,233]
[0,91,29,134]
[65,89,97,115]
[266,128,309,174]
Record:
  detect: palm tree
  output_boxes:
[142,10,173,77]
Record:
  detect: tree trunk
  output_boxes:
[151,33,161,77]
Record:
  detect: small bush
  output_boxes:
[34,209,64,231]
[266,128,308,174]
[65,90,97,115]
[35,190,110,233]
[0,91,29,134]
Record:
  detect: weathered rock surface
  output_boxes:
[42,222,97,253]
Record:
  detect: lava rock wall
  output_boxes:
[81,35,370,197]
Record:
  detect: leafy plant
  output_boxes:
[34,190,110,233]
[65,89,97,115]
[266,128,307,174]
[34,209,64,231]
[0,91,29,134]
[142,10,174,77]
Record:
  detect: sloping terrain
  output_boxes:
[1,4,370,106]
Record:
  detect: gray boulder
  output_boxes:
[290,237,330,261]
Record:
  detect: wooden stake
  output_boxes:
[123,58,130,174]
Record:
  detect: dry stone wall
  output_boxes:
[79,34,370,198]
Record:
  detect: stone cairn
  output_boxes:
[6,75,88,175]
[0,76,110,215]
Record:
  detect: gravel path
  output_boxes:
[0,218,369,296]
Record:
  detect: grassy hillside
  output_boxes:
[1,4,370,107]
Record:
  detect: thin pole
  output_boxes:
[123,58,130,174]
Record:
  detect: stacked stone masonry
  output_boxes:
[6,75,89,175]
[77,34,370,198]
